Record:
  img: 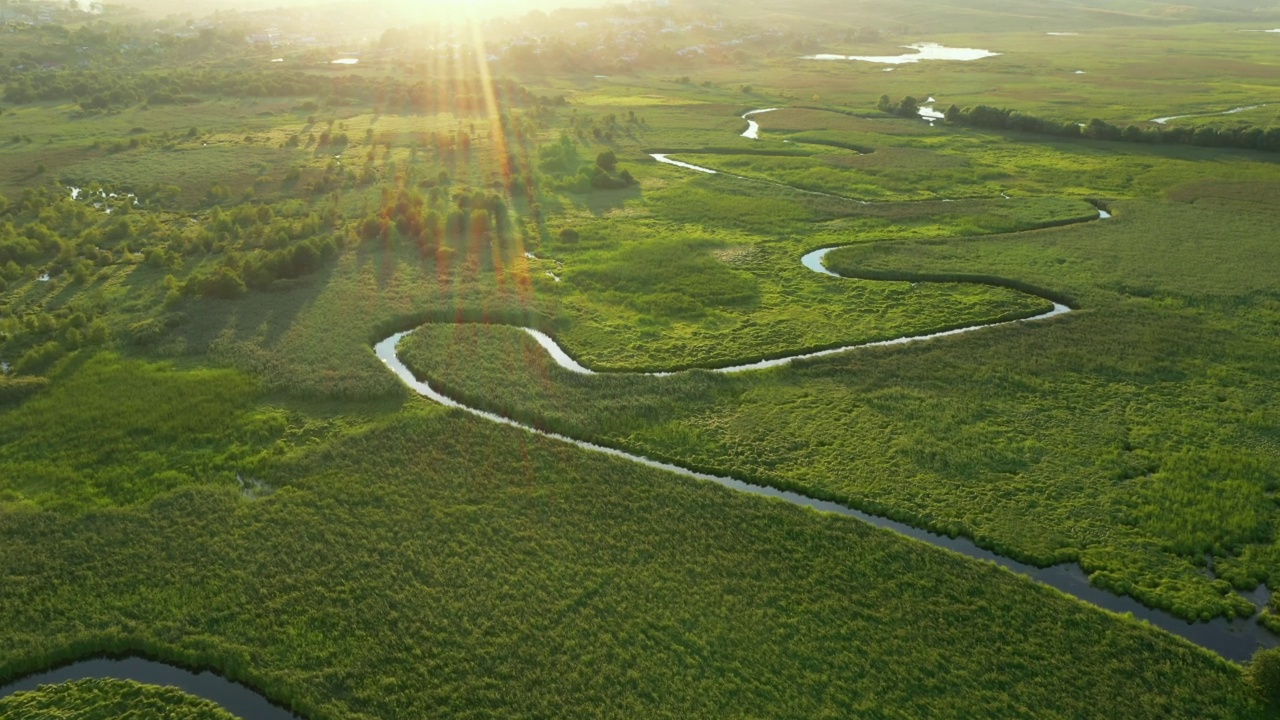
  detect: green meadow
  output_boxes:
[0,412,1267,719]
[3,2,1280,716]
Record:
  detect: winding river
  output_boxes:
[369,245,1276,663]
[372,107,1275,662]
[741,108,780,139]
[1,105,1272,718]
[1151,103,1270,125]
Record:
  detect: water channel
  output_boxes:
[2,100,1272,719]
[1151,103,1270,125]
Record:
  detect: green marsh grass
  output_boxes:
[0,679,242,720]
[0,412,1266,719]
[389,195,1280,622]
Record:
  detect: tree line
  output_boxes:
[3,68,563,116]
[878,95,1280,153]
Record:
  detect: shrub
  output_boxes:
[1247,647,1280,704]
[596,150,618,173]
[0,375,49,405]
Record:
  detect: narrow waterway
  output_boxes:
[372,302,1277,663]
[0,657,300,720]
[368,195,1277,662]
[381,108,1278,661]
[649,153,717,174]
[1,101,1269,717]
[1151,103,1269,124]
[741,108,780,139]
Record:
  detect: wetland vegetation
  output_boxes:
[2,0,1280,716]
[0,678,244,720]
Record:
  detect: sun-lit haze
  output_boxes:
[117,0,609,22]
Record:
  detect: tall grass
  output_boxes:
[0,412,1265,719]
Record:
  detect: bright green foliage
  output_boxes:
[3,7,1280,716]
[538,136,637,192]
[1246,648,1280,705]
[395,193,1280,623]
[0,414,1265,720]
[0,679,241,720]
[0,353,289,510]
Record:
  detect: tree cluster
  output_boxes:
[3,68,562,117]
[356,186,514,267]
[537,135,638,193]
[877,95,1280,153]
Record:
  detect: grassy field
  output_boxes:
[395,190,1280,623]
[3,4,1280,717]
[686,23,1280,129]
[0,411,1267,720]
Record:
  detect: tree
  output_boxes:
[1247,647,1280,704]
[595,150,618,173]
[1083,118,1120,141]
[559,228,580,243]
[896,96,920,119]
[196,266,246,299]
[1192,126,1218,147]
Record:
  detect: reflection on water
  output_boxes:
[804,42,1000,64]
[741,108,779,139]
[918,105,946,121]
[650,153,717,174]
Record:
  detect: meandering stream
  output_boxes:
[1151,103,1270,125]
[1,104,1270,718]
[370,247,1276,662]
[376,107,1275,662]
[741,108,780,139]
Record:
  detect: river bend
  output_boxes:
[378,107,1277,661]
[0,104,1269,718]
